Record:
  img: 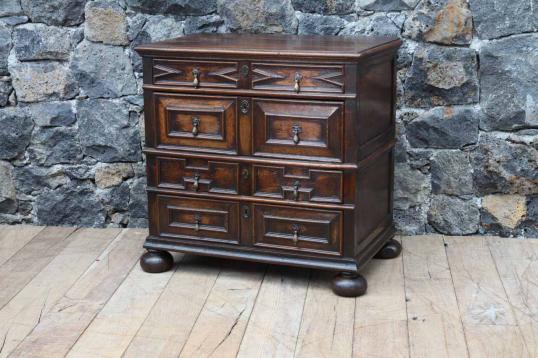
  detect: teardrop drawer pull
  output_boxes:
[192,117,200,136]
[292,124,301,145]
[294,72,302,93]
[193,173,200,191]
[192,68,200,87]
[291,224,300,244]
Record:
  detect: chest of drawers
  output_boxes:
[136,34,402,297]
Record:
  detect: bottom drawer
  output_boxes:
[154,194,240,244]
[252,204,342,256]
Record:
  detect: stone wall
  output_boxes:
[0,0,536,236]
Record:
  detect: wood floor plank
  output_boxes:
[0,228,121,358]
[66,253,179,358]
[444,236,529,357]
[237,266,310,358]
[465,325,529,358]
[403,235,468,358]
[0,225,44,267]
[353,237,409,358]
[487,237,538,357]
[120,256,222,358]
[294,271,355,358]
[0,226,76,310]
[9,228,147,358]
[178,261,266,358]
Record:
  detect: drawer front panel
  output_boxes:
[154,93,238,154]
[153,59,240,88]
[251,63,344,93]
[156,195,240,244]
[252,99,344,162]
[151,156,239,194]
[253,205,342,255]
[253,165,343,203]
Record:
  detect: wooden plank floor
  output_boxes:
[0,225,536,358]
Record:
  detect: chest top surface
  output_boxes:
[135,33,401,60]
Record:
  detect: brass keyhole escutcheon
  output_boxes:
[193,173,200,191]
[241,168,249,180]
[240,64,249,77]
[192,117,200,136]
[294,72,302,93]
[292,181,300,200]
[292,124,301,145]
[194,214,201,231]
[242,205,250,219]
[240,99,249,114]
[291,224,300,244]
[192,68,200,87]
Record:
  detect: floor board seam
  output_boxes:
[292,269,312,358]
[175,260,223,358]
[57,228,130,356]
[0,225,46,271]
[486,237,532,356]
[235,265,268,357]
[65,244,143,356]
[443,235,472,358]
[0,226,78,312]
[401,235,412,358]
[8,227,123,357]
[119,254,185,358]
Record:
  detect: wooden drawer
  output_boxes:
[251,63,344,93]
[148,156,239,194]
[252,98,344,162]
[155,194,240,244]
[154,93,238,154]
[152,59,241,88]
[253,204,342,256]
[252,164,343,203]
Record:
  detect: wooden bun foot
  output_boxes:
[331,272,367,297]
[140,250,174,273]
[374,239,402,259]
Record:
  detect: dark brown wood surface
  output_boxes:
[137,33,401,297]
[136,33,401,60]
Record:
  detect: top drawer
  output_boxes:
[251,63,344,94]
[152,59,242,89]
[150,59,346,95]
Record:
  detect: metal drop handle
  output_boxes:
[194,214,201,231]
[292,124,301,145]
[192,117,200,136]
[294,72,302,93]
[192,68,200,87]
[291,224,300,244]
[292,181,300,200]
[193,173,200,191]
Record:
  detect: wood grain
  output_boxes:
[179,261,266,358]
[403,235,468,358]
[353,237,408,358]
[445,236,529,357]
[67,250,175,357]
[0,226,75,310]
[123,256,222,358]
[294,271,355,358]
[236,267,310,358]
[487,237,538,357]
[0,225,44,267]
[10,228,146,358]
[0,226,533,358]
[0,228,121,358]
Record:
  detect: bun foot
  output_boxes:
[331,272,367,297]
[140,250,174,273]
[374,239,402,259]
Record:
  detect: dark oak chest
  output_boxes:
[136,33,402,297]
